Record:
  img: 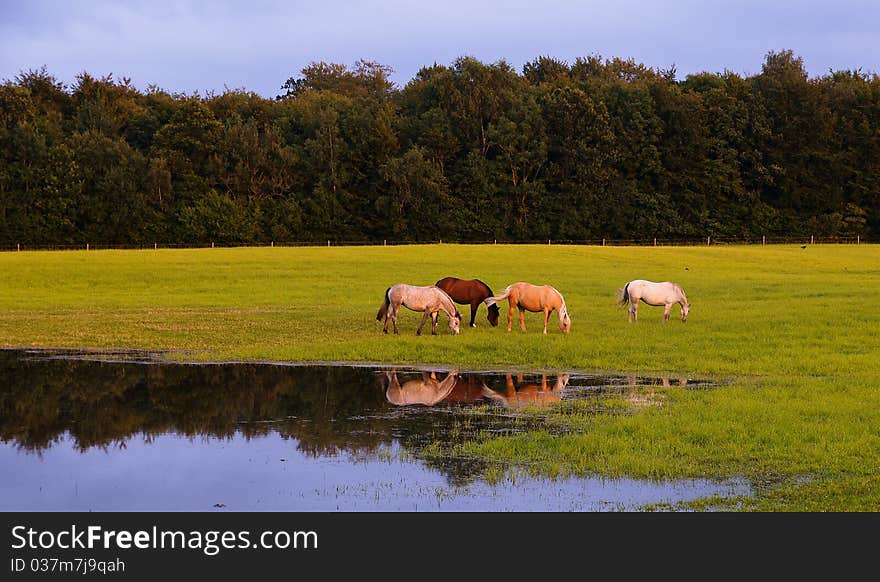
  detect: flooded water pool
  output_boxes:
[0,349,749,511]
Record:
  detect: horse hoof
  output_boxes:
[470,323,476,328]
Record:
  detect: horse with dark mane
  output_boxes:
[435,277,500,328]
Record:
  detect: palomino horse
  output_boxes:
[434,277,500,328]
[484,282,571,334]
[383,370,458,406]
[376,284,462,335]
[618,279,690,323]
[480,373,570,409]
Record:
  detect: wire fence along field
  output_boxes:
[0,235,873,252]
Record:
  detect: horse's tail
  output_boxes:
[484,285,513,307]
[476,279,501,316]
[376,287,392,321]
[616,282,631,307]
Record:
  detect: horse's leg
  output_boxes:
[469,302,478,327]
[507,304,515,332]
[542,308,550,335]
[383,306,390,333]
[518,308,526,332]
[416,309,430,335]
[431,310,439,335]
[391,305,399,334]
[663,304,671,322]
[630,302,638,323]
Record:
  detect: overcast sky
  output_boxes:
[2,0,879,97]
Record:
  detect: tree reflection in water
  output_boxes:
[0,351,704,485]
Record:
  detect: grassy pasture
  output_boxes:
[1,244,879,510]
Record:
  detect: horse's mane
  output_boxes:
[550,286,569,316]
[436,287,461,317]
[673,283,688,302]
[473,278,494,296]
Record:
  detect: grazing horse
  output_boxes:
[383,370,458,406]
[484,282,571,334]
[376,284,462,335]
[434,277,500,328]
[480,373,570,409]
[617,279,690,323]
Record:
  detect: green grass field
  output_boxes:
[2,244,879,510]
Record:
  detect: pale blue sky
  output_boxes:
[2,0,879,96]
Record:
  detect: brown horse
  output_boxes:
[442,373,490,403]
[435,277,500,328]
[484,282,571,334]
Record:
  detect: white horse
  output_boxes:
[383,370,458,406]
[617,280,690,323]
[376,284,462,335]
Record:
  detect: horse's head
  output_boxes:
[487,303,500,327]
[449,312,462,335]
[681,302,690,322]
[559,311,571,334]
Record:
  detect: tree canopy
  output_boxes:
[1,51,878,245]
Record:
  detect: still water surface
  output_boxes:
[0,350,749,511]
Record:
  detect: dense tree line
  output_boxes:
[1,50,878,245]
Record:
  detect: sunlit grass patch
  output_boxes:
[1,243,879,509]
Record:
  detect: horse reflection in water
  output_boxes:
[622,375,688,408]
[481,373,570,409]
[440,373,490,403]
[383,370,459,406]
[381,370,570,409]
